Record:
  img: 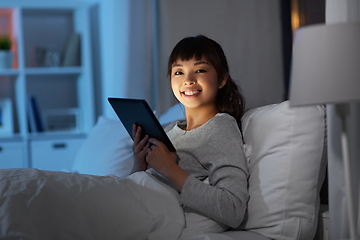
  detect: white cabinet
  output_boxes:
[31,137,84,171]
[0,140,24,168]
[0,1,95,170]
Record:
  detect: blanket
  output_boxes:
[0,168,185,240]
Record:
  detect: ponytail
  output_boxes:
[217,77,246,129]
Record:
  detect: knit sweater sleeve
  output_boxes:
[177,114,248,228]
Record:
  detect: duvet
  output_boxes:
[0,168,185,240]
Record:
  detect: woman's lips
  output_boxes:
[182,90,201,97]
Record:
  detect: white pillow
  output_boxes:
[239,101,327,240]
[158,103,185,126]
[72,103,186,178]
[71,116,134,178]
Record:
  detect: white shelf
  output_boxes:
[28,132,87,141]
[0,69,19,76]
[0,2,94,170]
[24,67,82,75]
[0,134,22,142]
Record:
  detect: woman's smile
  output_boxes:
[182,89,202,97]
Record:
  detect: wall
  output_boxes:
[156,0,285,113]
[85,0,285,118]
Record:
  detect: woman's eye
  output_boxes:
[196,69,207,73]
[174,71,183,75]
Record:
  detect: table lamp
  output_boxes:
[289,22,360,240]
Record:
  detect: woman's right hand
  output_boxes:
[131,124,150,174]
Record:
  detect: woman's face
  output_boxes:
[170,57,226,111]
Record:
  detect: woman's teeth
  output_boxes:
[183,90,200,96]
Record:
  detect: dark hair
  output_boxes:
[167,35,246,128]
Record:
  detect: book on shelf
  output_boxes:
[27,95,44,133]
[62,33,81,67]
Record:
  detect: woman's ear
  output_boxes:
[218,74,228,89]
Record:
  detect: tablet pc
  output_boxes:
[108,97,176,152]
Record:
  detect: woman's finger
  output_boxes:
[134,125,142,143]
[132,124,137,140]
[132,125,141,151]
[141,143,151,157]
[134,135,148,153]
[147,138,161,146]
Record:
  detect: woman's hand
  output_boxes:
[131,124,150,174]
[146,138,189,191]
[145,138,177,174]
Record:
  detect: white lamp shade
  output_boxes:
[289,22,360,106]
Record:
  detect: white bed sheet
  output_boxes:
[0,168,185,240]
[179,230,270,240]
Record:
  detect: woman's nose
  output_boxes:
[183,73,196,85]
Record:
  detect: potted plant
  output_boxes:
[0,35,13,69]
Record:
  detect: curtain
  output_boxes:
[100,0,157,119]
[326,0,360,239]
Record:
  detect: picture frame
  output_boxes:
[0,98,14,136]
[42,108,80,133]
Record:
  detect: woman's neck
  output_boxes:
[184,106,219,131]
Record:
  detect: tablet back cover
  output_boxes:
[108,97,175,152]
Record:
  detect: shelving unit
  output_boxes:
[0,1,95,171]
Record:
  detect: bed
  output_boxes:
[0,100,327,240]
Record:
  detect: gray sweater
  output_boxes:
[165,113,248,229]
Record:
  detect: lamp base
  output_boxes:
[335,103,358,240]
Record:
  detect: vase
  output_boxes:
[0,50,14,69]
